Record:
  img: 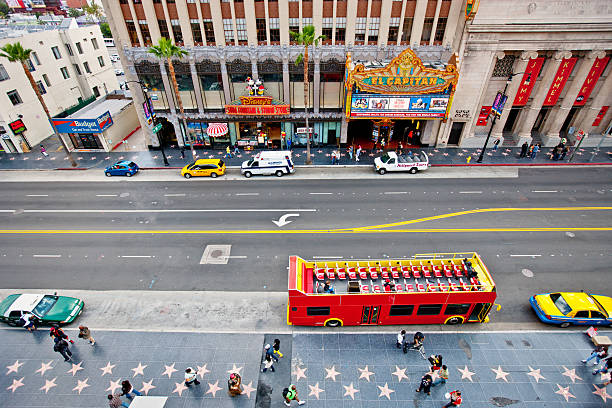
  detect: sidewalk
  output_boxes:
[1,329,610,407]
[1,135,610,171]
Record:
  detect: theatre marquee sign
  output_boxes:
[345,48,458,120]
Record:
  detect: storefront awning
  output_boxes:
[207,123,228,137]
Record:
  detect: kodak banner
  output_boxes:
[574,56,610,106]
[513,57,545,106]
[543,57,577,106]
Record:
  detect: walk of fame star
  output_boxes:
[343,382,359,399]
[308,382,324,399]
[325,365,341,381]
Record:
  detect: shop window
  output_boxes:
[199,73,225,109]
[7,89,22,105]
[138,73,170,112]
[191,20,203,44]
[36,80,47,95]
[174,73,197,111]
[256,18,267,43]
[186,121,211,147]
[290,67,314,109]
[401,18,412,42]
[421,18,434,44]
[434,17,446,43]
[226,59,251,99]
[259,59,283,101]
[203,20,215,43]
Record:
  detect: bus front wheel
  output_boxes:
[325,319,342,327]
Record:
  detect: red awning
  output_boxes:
[206,123,228,137]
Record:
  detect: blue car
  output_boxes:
[104,161,139,177]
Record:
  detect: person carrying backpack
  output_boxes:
[283,384,305,406]
[50,325,74,344]
[444,390,462,407]
[53,336,72,361]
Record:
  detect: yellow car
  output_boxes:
[530,292,612,328]
[181,159,225,179]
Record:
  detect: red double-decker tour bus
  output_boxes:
[287,252,497,327]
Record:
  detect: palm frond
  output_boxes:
[295,54,303,66]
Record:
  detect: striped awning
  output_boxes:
[206,123,228,137]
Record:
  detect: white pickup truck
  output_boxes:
[374,151,430,175]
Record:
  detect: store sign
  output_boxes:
[345,48,458,120]
[574,56,610,106]
[239,96,273,105]
[543,57,577,106]
[296,127,313,134]
[52,111,113,134]
[592,106,609,127]
[512,57,545,106]
[8,119,26,135]
[225,105,290,115]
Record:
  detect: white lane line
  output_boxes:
[33,254,61,258]
[312,256,343,259]
[531,190,558,193]
[120,255,152,258]
[510,254,542,257]
[309,192,333,195]
[26,194,49,197]
[164,193,186,197]
[235,193,260,196]
[218,255,248,259]
[459,191,483,194]
[384,192,408,195]
[19,209,317,213]
[96,194,118,197]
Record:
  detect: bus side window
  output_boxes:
[445,304,471,315]
[307,307,330,316]
[416,304,443,315]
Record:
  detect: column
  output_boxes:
[313,0,323,40]
[429,0,441,45]
[169,116,184,145]
[396,0,407,45]
[577,69,612,136]
[410,0,427,47]
[364,0,372,46]
[442,0,463,48]
[378,0,393,45]
[175,0,194,46]
[244,0,257,46]
[161,0,173,44]
[544,50,607,144]
[210,0,225,46]
[345,0,358,45]
[313,56,320,114]
[279,0,289,45]
[516,51,572,145]
[283,57,290,105]
[340,116,349,144]
[159,61,177,113]
[141,0,161,43]
[127,0,144,47]
[220,58,232,105]
[190,60,204,114]
[251,59,258,81]
[490,51,538,140]
[195,0,206,45]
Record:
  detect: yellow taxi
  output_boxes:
[181,159,225,179]
[530,292,612,328]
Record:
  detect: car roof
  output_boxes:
[560,292,601,311]
[194,159,222,165]
[114,160,132,166]
[4,294,43,316]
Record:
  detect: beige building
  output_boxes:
[0,19,120,153]
[101,0,611,149]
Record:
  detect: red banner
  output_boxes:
[574,56,610,106]
[543,57,577,106]
[513,57,545,106]
[592,106,609,127]
[476,106,491,126]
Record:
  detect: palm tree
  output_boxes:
[0,42,77,166]
[148,37,194,158]
[290,25,325,164]
[83,1,103,22]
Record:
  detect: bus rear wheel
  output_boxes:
[325,319,342,327]
[445,316,464,325]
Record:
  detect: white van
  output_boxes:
[374,151,429,174]
[241,151,295,178]
[104,38,115,47]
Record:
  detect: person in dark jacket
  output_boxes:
[121,379,142,398]
[50,325,74,344]
[416,373,433,395]
[520,142,528,158]
[53,336,72,361]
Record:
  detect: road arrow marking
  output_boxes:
[273,213,300,227]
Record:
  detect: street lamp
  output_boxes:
[124,80,169,167]
[476,72,531,163]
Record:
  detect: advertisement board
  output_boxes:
[491,92,507,117]
[349,94,449,119]
[52,111,113,134]
[8,119,26,135]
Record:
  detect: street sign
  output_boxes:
[152,124,162,133]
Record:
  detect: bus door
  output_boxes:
[361,306,381,324]
[467,303,492,322]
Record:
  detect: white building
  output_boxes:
[0,18,120,153]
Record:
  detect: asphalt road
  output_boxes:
[0,167,610,326]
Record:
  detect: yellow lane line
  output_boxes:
[0,227,610,234]
[355,206,612,231]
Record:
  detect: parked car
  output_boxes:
[105,160,139,177]
[0,293,84,326]
[374,151,429,175]
[181,159,225,178]
[530,292,612,328]
[114,69,124,76]
[110,54,120,62]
